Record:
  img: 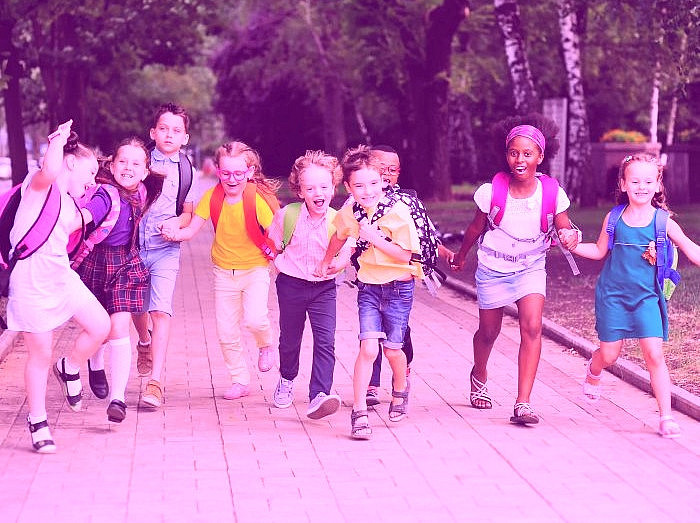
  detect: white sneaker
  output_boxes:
[306,392,341,420]
[273,377,294,408]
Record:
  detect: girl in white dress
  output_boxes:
[7,120,110,453]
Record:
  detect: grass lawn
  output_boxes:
[427,195,700,397]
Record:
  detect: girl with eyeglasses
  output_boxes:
[162,141,280,400]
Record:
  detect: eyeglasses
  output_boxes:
[379,164,400,176]
[217,166,252,181]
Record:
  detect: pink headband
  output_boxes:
[506,125,545,153]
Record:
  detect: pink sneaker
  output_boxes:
[223,383,250,400]
[257,347,273,372]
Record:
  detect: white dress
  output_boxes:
[7,174,99,333]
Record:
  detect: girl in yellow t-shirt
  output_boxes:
[163,141,280,400]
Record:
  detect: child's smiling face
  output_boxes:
[111,144,148,191]
[506,136,543,180]
[67,154,99,198]
[620,161,660,205]
[297,164,335,218]
[344,166,383,210]
[217,154,251,201]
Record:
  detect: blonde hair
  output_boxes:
[288,150,342,194]
[616,154,669,212]
[214,140,280,194]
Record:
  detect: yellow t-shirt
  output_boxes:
[195,186,274,269]
[334,201,420,284]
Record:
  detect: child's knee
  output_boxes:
[359,340,380,361]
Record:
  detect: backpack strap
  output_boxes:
[209,183,280,260]
[243,183,279,260]
[281,203,338,251]
[538,174,559,234]
[653,208,680,291]
[282,202,303,250]
[488,172,510,227]
[69,184,122,269]
[176,152,193,216]
[10,183,62,263]
[606,205,626,250]
[210,184,225,231]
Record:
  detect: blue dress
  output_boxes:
[595,211,668,342]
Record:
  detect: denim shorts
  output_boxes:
[139,243,181,316]
[357,279,414,349]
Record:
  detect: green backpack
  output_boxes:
[280,202,337,250]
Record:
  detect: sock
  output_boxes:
[109,337,132,403]
[28,412,48,425]
[62,357,81,375]
[89,344,107,370]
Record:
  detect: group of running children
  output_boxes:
[5,104,700,453]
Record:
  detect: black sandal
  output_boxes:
[28,417,56,454]
[388,386,409,422]
[350,410,372,440]
[53,358,82,411]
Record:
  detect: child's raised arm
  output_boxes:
[572,214,611,260]
[668,219,700,266]
[30,120,73,192]
[452,209,487,270]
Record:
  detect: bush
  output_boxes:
[599,129,648,143]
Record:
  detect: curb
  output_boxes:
[443,277,700,422]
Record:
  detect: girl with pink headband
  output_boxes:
[452,114,580,425]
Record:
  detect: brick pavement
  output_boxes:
[1,226,699,522]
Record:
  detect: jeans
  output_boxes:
[370,325,413,387]
[357,279,414,350]
[276,273,337,400]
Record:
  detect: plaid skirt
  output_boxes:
[77,243,149,314]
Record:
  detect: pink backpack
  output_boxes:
[489,171,558,233]
[485,171,580,275]
[69,183,148,269]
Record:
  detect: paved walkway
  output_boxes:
[1,227,699,522]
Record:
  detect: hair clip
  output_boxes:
[623,155,633,163]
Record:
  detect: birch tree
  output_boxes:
[494,0,539,115]
[558,0,591,204]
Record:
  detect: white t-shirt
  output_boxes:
[473,178,570,273]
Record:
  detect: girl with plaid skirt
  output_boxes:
[75,137,165,423]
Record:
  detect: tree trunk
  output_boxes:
[301,1,346,157]
[649,61,660,143]
[422,0,469,200]
[558,0,592,205]
[494,0,540,115]
[0,17,29,185]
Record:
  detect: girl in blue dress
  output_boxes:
[573,154,700,439]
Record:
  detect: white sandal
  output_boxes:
[582,360,601,403]
[658,415,681,439]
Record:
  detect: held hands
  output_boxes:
[159,217,182,241]
[557,228,581,251]
[450,250,467,271]
[314,259,331,279]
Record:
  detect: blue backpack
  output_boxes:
[606,205,680,300]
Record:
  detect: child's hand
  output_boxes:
[558,228,580,251]
[159,217,181,241]
[358,221,384,245]
[450,251,466,271]
[314,260,330,278]
[48,120,73,145]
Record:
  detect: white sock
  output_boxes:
[28,412,48,425]
[109,337,132,403]
[62,357,81,375]
[89,344,107,370]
